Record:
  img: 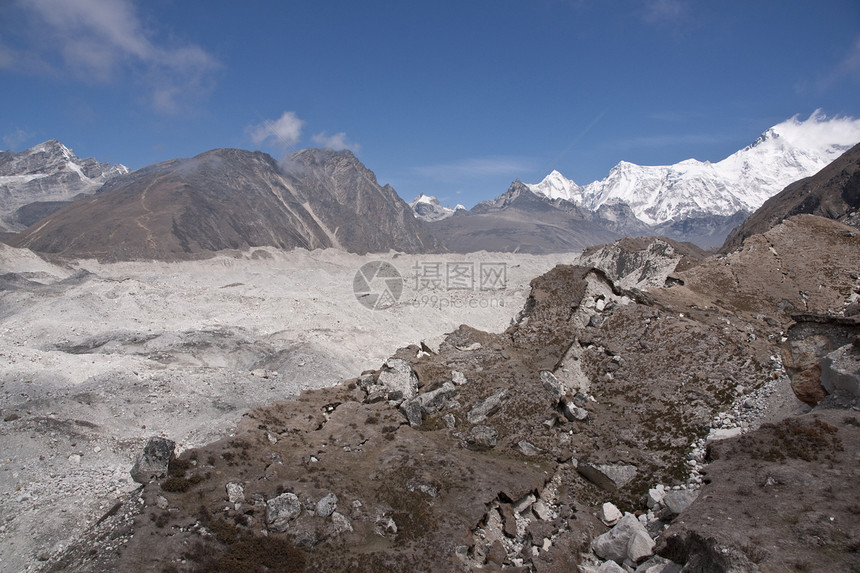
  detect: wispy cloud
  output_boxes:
[414,157,536,181]
[813,36,860,92]
[312,131,361,153]
[2,128,34,150]
[772,109,860,150]
[640,0,687,24]
[2,0,220,114]
[248,112,305,150]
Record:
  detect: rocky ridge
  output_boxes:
[37,214,860,572]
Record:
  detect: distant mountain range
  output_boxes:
[413,112,860,249]
[0,140,128,232]
[2,112,859,259]
[10,147,437,260]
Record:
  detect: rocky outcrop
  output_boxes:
[129,437,175,484]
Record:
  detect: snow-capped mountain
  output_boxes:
[527,111,860,225]
[410,193,465,222]
[0,139,129,231]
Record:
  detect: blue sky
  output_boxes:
[2,1,859,208]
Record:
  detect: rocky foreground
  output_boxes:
[36,215,860,572]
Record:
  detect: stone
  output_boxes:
[451,370,467,385]
[68,454,81,465]
[661,489,698,517]
[532,499,552,521]
[377,358,418,403]
[416,381,458,414]
[499,503,518,537]
[592,513,650,563]
[316,493,338,518]
[226,482,245,504]
[820,343,860,399]
[706,427,742,442]
[487,539,507,565]
[399,399,423,427]
[790,364,828,406]
[578,462,637,491]
[540,370,566,403]
[563,401,589,422]
[646,486,665,509]
[266,492,302,532]
[156,495,169,509]
[331,511,353,533]
[598,559,627,572]
[130,437,175,484]
[635,555,683,573]
[599,502,623,525]
[589,314,605,328]
[465,425,498,450]
[467,388,510,424]
[626,529,655,562]
[512,493,536,514]
[514,440,541,456]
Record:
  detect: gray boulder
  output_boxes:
[578,462,637,491]
[465,425,498,450]
[399,399,423,427]
[130,437,175,484]
[416,381,458,414]
[540,370,566,403]
[661,489,699,517]
[266,492,302,532]
[592,513,653,563]
[316,493,338,518]
[467,388,510,424]
[820,342,860,399]
[377,358,418,403]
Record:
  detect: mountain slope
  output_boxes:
[527,112,860,225]
[409,194,464,222]
[721,142,860,252]
[0,140,128,232]
[11,148,437,259]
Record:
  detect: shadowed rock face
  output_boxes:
[721,142,860,253]
[10,148,438,260]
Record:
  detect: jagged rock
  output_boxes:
[627,529,656,562]
[563,401,589,421]
[331,511,353,533]
[266,492,302,532]
[467,388,510,424]
[315,493,338,518]
[499,503,518,537]
[465,425,498,450]
[488,540,507,565]
[512,493,536,514]
[661,490,699,517]
[130,437,175,484]
[592,513,651,564]
[599,502,623,525]
[532,499,552,521]
[226,482,245,504]
[578,462,637,491]
[416,381,458,414]
[451,370,468,385]
[589,314,606,328]
[377,358,418,403]
[597,561,626,573]
[635,555,683,573]
[399,399,423,427]
[515,440,541,456]
[646,485,666,509]
[540,370,566,403]
[820,343,860,398]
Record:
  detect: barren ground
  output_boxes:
[0,245,571,572]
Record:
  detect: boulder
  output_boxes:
[226,482,245,504]
[130,437,175,484]
[451,370,468,385]
[820,343,860,398]
[415,381,458,414]
[705,427,742,442]
[465,425,498,450]
[646,486,665,509]
[627,529,656,562]
[578,462,637,491]
[377,358,418,403]
[790,364,828,406]
[399,399,423,427]
[316,493,338,518]
[266,492,302,532]
[540,370,566,403]
[598,561,626,573]
[592,513,651,564]
[563,401,589,421]
[599,502,623,525]
[661,489,699,517]
[467,388,509,424]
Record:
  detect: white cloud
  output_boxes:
[6,0,220,114]
[249,112,305,149]
[641,0,687,24]
[311,131,361,153]
[772,109,860,150]
[2,128,34,150]
[414,157,536,182]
